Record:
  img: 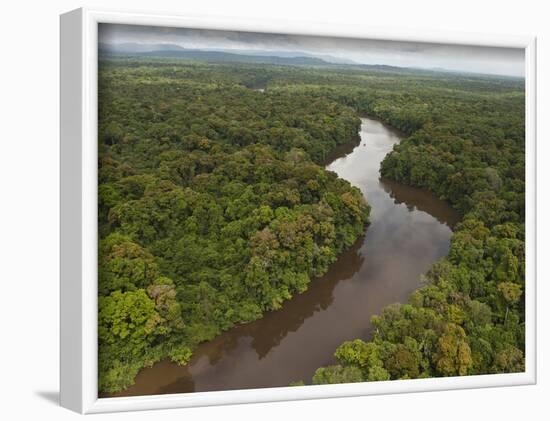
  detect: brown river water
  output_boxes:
[108,117,460,397]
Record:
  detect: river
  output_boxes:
[110,117,460,396]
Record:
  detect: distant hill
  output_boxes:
[209,48,358,65]
[98,43,521,80]
[99,42,332,66]
[141,50,329,65]
[99,43,435,73]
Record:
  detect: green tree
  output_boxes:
[312,365,364,385]
[433,324,473,376]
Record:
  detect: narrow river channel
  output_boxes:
[110,117,460,397]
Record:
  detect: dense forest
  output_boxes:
[98,58,370,392]
[98,57,525,392]
[276,69,526,383]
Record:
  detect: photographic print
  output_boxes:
[96,22,526,398]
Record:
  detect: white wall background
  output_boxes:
[0,0,547,419]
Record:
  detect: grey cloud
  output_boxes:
[99,23,524,77]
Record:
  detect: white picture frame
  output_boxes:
[60,7,537,414]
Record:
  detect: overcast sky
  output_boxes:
[99,23,525,77]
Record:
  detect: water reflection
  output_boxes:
[380,178,460,229]
[110,117,460,396]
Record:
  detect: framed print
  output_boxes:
[60,7,536,414]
